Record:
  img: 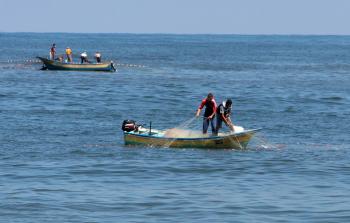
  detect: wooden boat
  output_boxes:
[37,57,116,72]
[123,126,260,149]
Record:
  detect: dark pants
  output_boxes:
[81,57,89,64]
[67,55,72,62]
[215,117,224,135]
[203,116,215,134]
[96,57,101,63]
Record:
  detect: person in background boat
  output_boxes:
[50,43,56,60]
[65,47,73,62]
[95,52,101,63]
[195,93,217,134]
[80,51,90,64]
[215,99,234,135]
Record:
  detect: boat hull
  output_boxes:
[37,57,116,72]
[124,129,259,149]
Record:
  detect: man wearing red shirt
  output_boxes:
[195,93,217,134]
[50,43,56,60]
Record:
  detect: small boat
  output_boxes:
[37,57,116,72]
[122,120,260,149]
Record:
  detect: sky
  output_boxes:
[0,0,349,34]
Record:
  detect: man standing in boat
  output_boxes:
[215,99,234,135]
[196,93,217,134]
[80,51,89,64]
[65,47,73,62]
[95,52,101,63]
[50,43,56,60]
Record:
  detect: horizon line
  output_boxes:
[1,31,350,37]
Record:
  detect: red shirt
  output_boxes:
[199,98,217,117]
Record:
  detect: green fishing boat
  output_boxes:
[37,57,116,72]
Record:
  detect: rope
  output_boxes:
[233,133,244,149]
[0,59,42,64]
[115,63,146,68]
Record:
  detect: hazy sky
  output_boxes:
[0,0,349,34]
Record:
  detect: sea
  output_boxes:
[0,33,349,222]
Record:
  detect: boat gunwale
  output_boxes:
[37,57,112,66]
[50,61,112,67]
[124,128,261,141]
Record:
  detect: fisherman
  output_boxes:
[215,99,234,135]
[65,47,73,62]
[94,52,101,63]
[195,93,217,134]
[80,51,89,64]
[50,43,56,60]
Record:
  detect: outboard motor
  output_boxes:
[122,120,138,132]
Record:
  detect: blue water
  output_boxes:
[0,33,349,222]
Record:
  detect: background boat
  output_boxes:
[37,57,116,72]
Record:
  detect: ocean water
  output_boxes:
[0,33,349,222]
